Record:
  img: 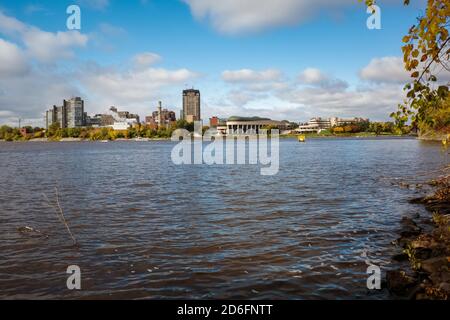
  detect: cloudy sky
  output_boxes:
[0,0,428,126]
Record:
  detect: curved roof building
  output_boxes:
[225,116,283,135]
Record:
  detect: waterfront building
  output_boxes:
[295,117,329,134]
[209,116,228,134]
[310,117,332,129]
[45,99,144,131]
[108,106,140,130]
[210,116,219,127]
[209,117,228,128]
[145,101,176,129]
[225,116,285,135]
[182,89,201,122]
[279,120,295,131]
[45,97,85,130]
[110,106,140,124]
[296,117,369,133]
[87,114,114,127]
[46,105,63,130]
[329,117,369,127]
[217,124,228,135]
[65,97,85,128]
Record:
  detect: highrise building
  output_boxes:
[64,97,85,128]
[45,97,86,129]
[182,89,200,123]
[46,106,62,130]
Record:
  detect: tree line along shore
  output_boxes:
[0,119,429,142]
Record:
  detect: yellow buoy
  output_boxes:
[298,135,306,143]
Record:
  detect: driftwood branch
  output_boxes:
[43,187,77,246]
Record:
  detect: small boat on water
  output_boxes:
[298,135,306,143]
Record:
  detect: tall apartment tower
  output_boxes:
[45,105,65,130]
[182,89,201,123]
[45,97,85,130]
[64,97,85,128]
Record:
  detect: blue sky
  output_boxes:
[0,0,428,125]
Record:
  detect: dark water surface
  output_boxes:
[0,138,448,299]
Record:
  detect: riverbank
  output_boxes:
[280,132,414,139]
[418,132,450,142]
[0,134,417,143]
[387,168,450,300]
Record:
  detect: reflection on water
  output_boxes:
[0,138,447,299]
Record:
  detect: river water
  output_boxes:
[0,138,447,299]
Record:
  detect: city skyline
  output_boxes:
[42,91,376,128]
[0,0,435,128]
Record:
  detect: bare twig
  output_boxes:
[43,187,77,246]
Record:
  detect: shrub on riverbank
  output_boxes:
[0,120,211,142]
[417,96,450,140]
[0,125,45,141]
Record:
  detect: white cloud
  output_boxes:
[298,68,328,85]
[0,11,88,63]
[0,110,16,118]
[0,38,30,77]
[298,68,348,90]
[360,56,450,84]
[277,83,404,120]
[0,10,27,34]
[183,0,350,34]
[0,67,82,126]
[359,56,410,84]
[215,66,405,121]
[132,52,162,68]
[78,64,200,116]
[226,90,269,107]
[222,69,282,83]
[22,29,88,62]
[220,68,288,107]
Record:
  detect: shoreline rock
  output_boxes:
[388,173,450,300]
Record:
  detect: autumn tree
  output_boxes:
[362,0,449,132]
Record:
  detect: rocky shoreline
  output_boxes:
[387,170,450,299]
